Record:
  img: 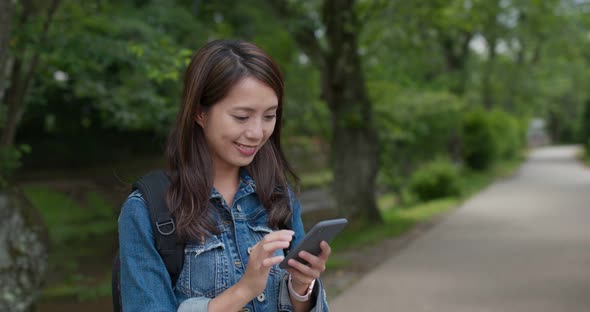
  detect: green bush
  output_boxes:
[372,87,464,192]
[488,110,523,160]
[462,110,499,170]
[461,109,525,170]
[409,159,461,202]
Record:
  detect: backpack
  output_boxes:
[112,170,184,312]
[111,171,294,311]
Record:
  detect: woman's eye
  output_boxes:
[233,116,248,121]
[264,115,276,121]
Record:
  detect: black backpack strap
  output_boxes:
[132,170,184,287]
[112,251,122,312]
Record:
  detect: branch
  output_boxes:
[0,0,61,147]
[23,0,61,91]
[266,0,327,71]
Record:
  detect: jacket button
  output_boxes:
[257,293,266,302]
[236,204,242,212]
[247,247,252,255]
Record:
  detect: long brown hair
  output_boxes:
[165,39,298,240]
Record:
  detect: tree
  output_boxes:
[269,0,382,223]
[1,0,61,148]
[0,0,14,99]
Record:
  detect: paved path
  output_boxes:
[330,146,590,312]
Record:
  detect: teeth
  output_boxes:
[236,143,255,150]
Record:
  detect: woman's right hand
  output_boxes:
[239,229,294,299]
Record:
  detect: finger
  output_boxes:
[287,269,315,287]
[262,230,294,243]
[262,255,284,268]
[297,251,326,272]
[319,241,332,260]
[287,258,320,279]
[261,240,291,254]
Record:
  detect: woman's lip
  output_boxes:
[235,143,257,155]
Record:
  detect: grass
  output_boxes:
[28,166,336,302]
[24,186,115,245]
[329,198,458,253]
[299,169,332,191]
[576,146,590,166]
[42,272,112,301]
[23,185,116,301]
[328,156,524,260]
[24,154,524,303]
[461,156,523,196]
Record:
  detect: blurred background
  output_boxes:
[1,0,589,311]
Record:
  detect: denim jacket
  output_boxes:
[118,170,330,311]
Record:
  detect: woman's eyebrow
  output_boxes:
[232,105,278,112]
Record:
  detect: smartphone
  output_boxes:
[279,218,348,269]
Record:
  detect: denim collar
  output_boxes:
[209,167,256,202]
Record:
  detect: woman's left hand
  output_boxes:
[286,240,331,294]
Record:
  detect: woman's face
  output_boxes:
[197,77,278,174]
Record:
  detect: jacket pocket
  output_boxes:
[247,224,283,277]
[177,235,228,298]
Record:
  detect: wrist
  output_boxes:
[290,278,311,295]
[234,280,255,302]
[208,280,255,312]
[288,275,315,302]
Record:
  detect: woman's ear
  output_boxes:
[195,110,206,128]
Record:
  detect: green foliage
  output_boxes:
[30,1,202,133]
[488,110,525,160]
[14,0,327,169]
[329,156,524,255]
[23,185,116,300]
[23,186,114,245]
[300,170,333,191]
[409,159,461,202]
[580,99,590,144]
[329,197,459,252]
[6,0,587,305]
[0,144,30,188]
[43,277,112,301]
[585,138,590,160]
[373,86,463,195]
[461,110,499,170]
[462,109,524,171]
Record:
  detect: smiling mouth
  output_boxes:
[235,142,257,155]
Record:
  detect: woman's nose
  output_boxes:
[244,121,264,141]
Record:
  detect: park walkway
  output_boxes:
[330,146,590,311]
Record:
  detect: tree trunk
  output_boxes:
[1,58,26,147]
[481,0,501,111]
[0,0,14,100]
[0,0,61,148]
[482,36,497,110]
[322,0,381,223]
[267,0,382,223]
[440,32,472,163]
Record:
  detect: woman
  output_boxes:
[118,39,331,311]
